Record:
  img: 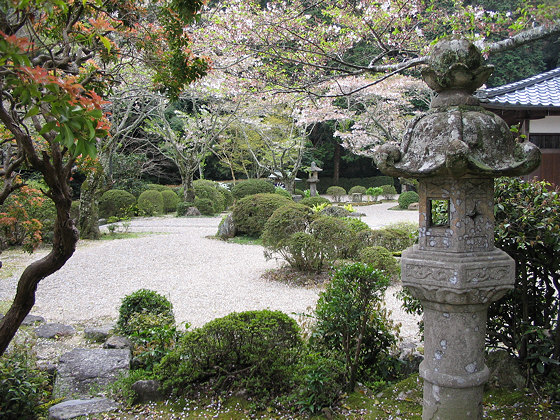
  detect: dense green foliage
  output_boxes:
[0,344,50,419]
[311,263,396,391]
[310,216,358,260]
[398,191,419,209]
[358,246,401,283]
[490,178,560,397]
[231,179,275,199]
[99,189,136,219]
[176,201,195,216]
[145,184,173,192]
[299,196,331,208]
[193,180,227,213]
[274,186,293,199]
[232,193,292,237]
[138,190,164,216]
[161,190,180,213]
[381,185,398,196]
[309,176,394,195]
[117,289,175,336]
[157,310,302,399]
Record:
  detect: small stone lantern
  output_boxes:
[307,161,322,197]
[374,39,540,419]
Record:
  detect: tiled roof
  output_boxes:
[477,67,560,108]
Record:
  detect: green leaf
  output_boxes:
[98,35,112,53]
[24,106,40,119]
[39,121,57,135]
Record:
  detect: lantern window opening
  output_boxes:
[428,198,450,227]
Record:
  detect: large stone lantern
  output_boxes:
[307,161,322,197]
[374,39,540,419]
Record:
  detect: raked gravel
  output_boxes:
[0,202,420,344]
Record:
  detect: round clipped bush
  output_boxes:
[398,190,419,209]
[216,185,234,209]
[232,193,292,237]
[326,186,346,202]
[294,188,305,196]
[381,184,398,196]
[162,190,180,213]
[145,183,172,192]
[117,289,175,336]
[194,179,226,213]
[358,222,418,253]
[99,189,136,218]
[299,196,330,208]
[358,246,401,282]
[194,197,215,215]
[231,179,275,199]
[156,310,302,399]
[348,185,367,195]
[138,190,164,216]
[262,202,315,248]
[310,216,355,260]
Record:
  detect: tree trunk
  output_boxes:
[333,142,341,184]
[78,170,105,240]
[182,170,195,202]
[0,182,78,355]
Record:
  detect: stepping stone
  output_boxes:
[22,314,46,325]
[48,398,118,420]
[84,325,113,342]
[35,323,75,339]
[103,335,132,349]
[54,348,131,399]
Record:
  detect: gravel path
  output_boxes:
[0,202,420,343]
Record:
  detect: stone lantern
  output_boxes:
[307,161,322,197]
[374,39,540,419]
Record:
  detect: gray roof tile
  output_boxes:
[477,67,560,108]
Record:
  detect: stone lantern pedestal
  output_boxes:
[374,39,540,419]
[307,161,322,197]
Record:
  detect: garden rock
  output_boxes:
[131,379,163,404]
[486,350,525,390]
[320,206,352,218]
[48,398,118,420]
[84,325,113,342]
[185,206,201,217]
[22,314,46,325]
[35,323,75,339]
[217,213,236,239]
[408,202,419,210]
[103,335,132,349]
[54,348,131,399]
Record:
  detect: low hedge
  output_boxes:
[231,179,275,200]
[99,189,136,219]
[138,190,164,216]
[232,193,292,237]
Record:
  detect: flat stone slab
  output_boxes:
[22,314,46,325]
[48,398,118,420]
[54,348,131,399]
[84,325,113,342]
[35,323,75,339]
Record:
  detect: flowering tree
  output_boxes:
[0,0,208,355]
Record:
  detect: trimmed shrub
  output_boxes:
[358,222,418,253]
[311,263,396,391]
[176,201,195,216]
[381,184,398,196]
[232,193,292,237]
[217,185,234,209]
[193,180,225,213]
[161,190,180,213]
[194,197,215,216]
[231,179,275,199]
[117,289,175,336]
[310,216,356,260]
[156,310,303,399]
[366,187,383,198]
[275,186,293,199]
[294,188,305,196]
[299,196,330,208]
[137,190,163,216]
[314,176,394,194]
[99,189,136,219]
[145,183,172,192]
[398,191,419,209]
[358,246,401,282]
[262,203,315,248]
[348,185,367,195]
[283,232,325,272]
[326,186,346,202]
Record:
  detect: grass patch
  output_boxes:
[99,232,152,241]
[226,235,263,246]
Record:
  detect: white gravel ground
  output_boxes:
[0,201,420,344]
